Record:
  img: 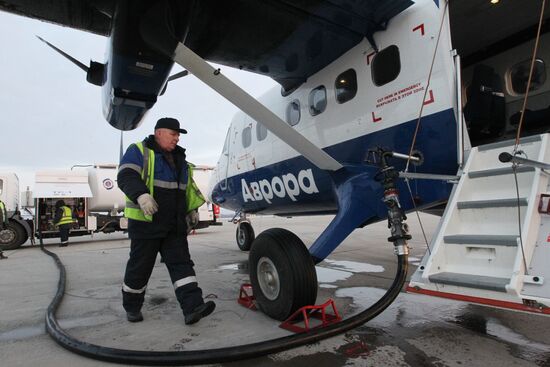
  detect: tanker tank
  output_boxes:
[87,165,125,212]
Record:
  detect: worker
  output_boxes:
[117,117,215,324]
[54,200,76,247]
[0,199,8,259]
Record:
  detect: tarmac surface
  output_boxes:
[1,214,550,367]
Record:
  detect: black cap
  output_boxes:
[154,117,187,134]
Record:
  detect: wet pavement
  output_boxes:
[1,214,549,366]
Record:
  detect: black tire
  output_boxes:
[0,221,27,250]
[249,228,318,321]
[236,222,255,251]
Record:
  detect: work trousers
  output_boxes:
[122,232,203,315]
[59,224,71,244]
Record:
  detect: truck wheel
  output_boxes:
[236,222,255,251]
[249,228,318,321]
[0,221,27,250]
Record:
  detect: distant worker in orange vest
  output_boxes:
[54,200,76,247]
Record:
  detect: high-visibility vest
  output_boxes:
[57,206,75,226]
[124,142,155,222]
[186,163,206,213]
[123,142,205,222]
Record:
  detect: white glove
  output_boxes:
[186,210,199,229]
[137,193,158,216]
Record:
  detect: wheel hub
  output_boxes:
[237,227,245,245]
[0,229,15,244]
[257,256,280,300]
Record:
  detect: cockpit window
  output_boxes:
[222,129,230,154]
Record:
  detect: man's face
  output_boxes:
[155,128,180,151]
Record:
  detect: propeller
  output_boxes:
[36,35,105,86]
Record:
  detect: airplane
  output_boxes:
[2,0,550,364]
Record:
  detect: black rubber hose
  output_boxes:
[40,237,408,365]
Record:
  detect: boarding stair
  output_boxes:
[408,134,550,311]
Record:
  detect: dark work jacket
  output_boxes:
[117,135,188,239]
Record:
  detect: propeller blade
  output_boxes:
[36,35,89,72]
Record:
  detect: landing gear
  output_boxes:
[236,222,255,251]
[249,228,318,321]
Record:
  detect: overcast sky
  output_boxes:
[0,11,277,189]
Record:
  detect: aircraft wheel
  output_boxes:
[0,221,27,250]
[249,228,318,321]
[236,222,255,251]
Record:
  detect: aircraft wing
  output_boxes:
[0,0,413,91]
[0,0,111,36]
[183,0,414,91]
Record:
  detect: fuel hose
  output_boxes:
[40,232,407,365]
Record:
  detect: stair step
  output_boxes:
[468,165,535,178]
[444,234,518,246]
[457,198,528,209]
[477,134,541,152]
[428,272,510,292]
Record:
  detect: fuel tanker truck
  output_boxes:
[0,165,220,250]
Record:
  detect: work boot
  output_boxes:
[126,311,144,322]
[184,301,216,325]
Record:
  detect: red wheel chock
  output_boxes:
[279,299,342,333]
[238,283,257,310]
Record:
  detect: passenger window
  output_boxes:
[335,69,357,104]
[372,45,401,86]
[256,122,268,141]
[309,86,327,116]
[242,125,252,148]
[508,58,546,95]
[286,99,301,126]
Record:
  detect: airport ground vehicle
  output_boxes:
[0,165,220,250]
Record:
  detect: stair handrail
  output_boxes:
[499,152,550,171]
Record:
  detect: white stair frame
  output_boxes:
[410,134,550,307]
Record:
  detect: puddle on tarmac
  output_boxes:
[335,286,550,364]
[323,259,385,273]
[218,262,249,274]
[0,325,44,341]
[0,315,118,342]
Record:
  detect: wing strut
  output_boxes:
[171,43,343,172]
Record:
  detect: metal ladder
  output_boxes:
[409,133,550,310]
